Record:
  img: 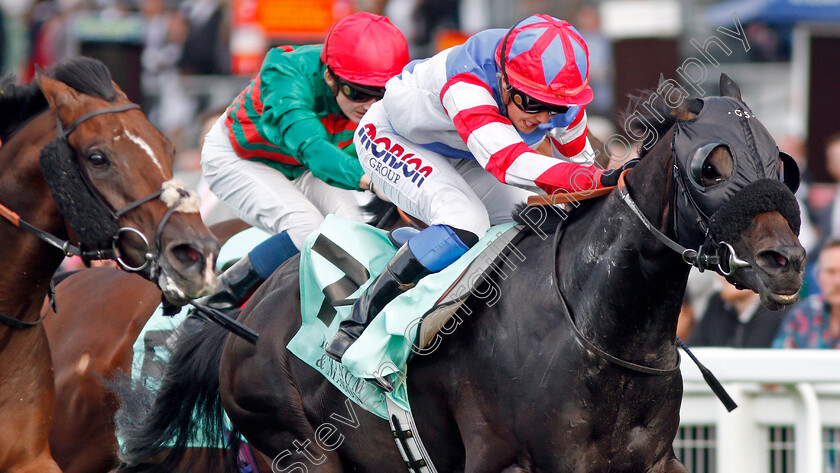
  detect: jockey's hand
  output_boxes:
[599,158,640,187]
[371,183,391,202]
[359,174,372,191]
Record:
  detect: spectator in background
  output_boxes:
[0,6,5,72]
[412,0,460,58]
[677,293,696,341]
[355,0,388,15]
[796,132,840,298]
[177,0,229,75]
[139,0,195,152]
[689,274,787,348]
[773,238,840,348]
[24,0,80,81]
[573,5,612,117]
[816,132,840,241]
[744,22,784,62]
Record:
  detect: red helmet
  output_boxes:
[495,14,593,107]
[321,12,410,88]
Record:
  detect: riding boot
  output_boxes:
[325,244,430,362]
[196,230,299,313]
[198,255,264,313]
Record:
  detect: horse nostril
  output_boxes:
[171,244,202,267]
[756,247,805,273]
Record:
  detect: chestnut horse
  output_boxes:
[43,219,251,473]
[0,57,218,472]
[118,75,805,472]
[45,202,404,473]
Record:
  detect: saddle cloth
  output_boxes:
[288,215,522,419]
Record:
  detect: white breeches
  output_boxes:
[355,103,534,237]
[202,116,366,248]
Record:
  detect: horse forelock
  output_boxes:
[48,57,117,102]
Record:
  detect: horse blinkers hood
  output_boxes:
[671,95,800,251]
[40,136,119,249]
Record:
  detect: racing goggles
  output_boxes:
[329,69,386,102]
[508,86,569,116]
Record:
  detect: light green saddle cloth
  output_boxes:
[125,226,271,448]
[288,215,517,420]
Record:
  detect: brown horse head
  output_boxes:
[36,61,219,304]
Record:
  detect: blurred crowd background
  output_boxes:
[2,0,840,347]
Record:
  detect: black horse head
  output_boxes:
[626,73,805,309]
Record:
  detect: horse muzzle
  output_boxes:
[156,235,219,305]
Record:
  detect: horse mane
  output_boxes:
[512,199,600,235]
[0,57,117,142]
[0,77,46,142]
[510,88,707,233]
[620,88,703,158]
[363,196,403,229]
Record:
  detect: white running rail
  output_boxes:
[679,348,840,473]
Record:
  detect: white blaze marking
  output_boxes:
[125,130,165,176]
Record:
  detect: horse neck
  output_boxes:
[0,111,66,324]
[559,132,689,365]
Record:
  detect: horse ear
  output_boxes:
[111,80,131,103]
[719,73,742,100]
[38,74,82,119]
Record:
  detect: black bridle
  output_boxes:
[618,124,755,278]
[0,102,193,328]
[618,172,751,277]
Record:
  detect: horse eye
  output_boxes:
[88,153,109,168]
[691,144,732,187]
[702,162,720,181]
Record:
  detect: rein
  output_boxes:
[545,168,736,408]
[550,204,681,376]
[0,281,55,329]
[0,102,193,329]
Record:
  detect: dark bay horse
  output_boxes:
[0,57,218,472]
[117,75,805,472]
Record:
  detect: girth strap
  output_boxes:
[549,185,682,376]
[386,397,438,473]
[555,283,681,376]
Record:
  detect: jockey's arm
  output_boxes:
[441,73,606,195]
[259,61,366,191]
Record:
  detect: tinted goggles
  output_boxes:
[329,69,385,102]
[508,86,569,116]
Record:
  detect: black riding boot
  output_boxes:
[199,255,264,313]
[325,244,430,362]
